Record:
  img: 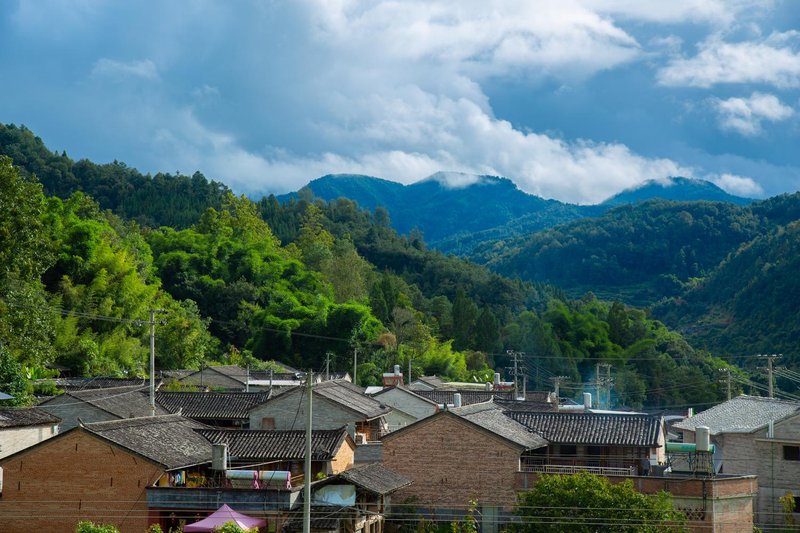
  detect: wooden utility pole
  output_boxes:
[303,371,313,533]
[719,368,732,401]
[148,309,166,417]
[759,354,782,398]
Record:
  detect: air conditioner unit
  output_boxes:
[355,432,368,445]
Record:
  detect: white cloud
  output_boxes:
[91,58,159,82]
[586,0,771,25]
[657,32,800,88]
[709,172,764,196]
[712,92,794,136]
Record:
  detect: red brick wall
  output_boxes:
[383,413,521,510]
[0,429,164,533]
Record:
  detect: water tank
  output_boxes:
[494,373,501,386]
[394,364,400,375]
[453,393,462,408]
[211,443,228,470]
[583,392,592,409]
[696,426,711,452]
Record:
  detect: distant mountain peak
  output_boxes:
[601,176,753,206]
[421,171,511,190]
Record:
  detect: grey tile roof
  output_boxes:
[371,385,440,406]
[41,385,170,419]
[494,398,555,412]
[0,407,60,428]
[83,414,211,470]
[53,377,150,391]
[451,402,547,450]
[416,389,513,405]
[202,365,250,384]
[196,427,349,461]
[314,380,390,419]
[508,411,662,447]
[337,462,412,495]
[674,395,800,435]
[412,376,446,388]
[155,391,271,420]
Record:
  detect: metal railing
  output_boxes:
[521,463,637,476]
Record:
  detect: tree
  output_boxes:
[75,521,120,533]
[0,342,33,406]
[513,472,686,533]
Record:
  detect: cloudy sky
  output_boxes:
[2,0,799,204]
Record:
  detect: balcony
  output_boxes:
[147,486,300,512]
[522,463,637,476]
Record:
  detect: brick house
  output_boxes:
[674,394,800,527]
[381,402,547,527]
[248,380,390,441]
[39,384,169,430]
[0,414,211,533]
[0,407,60,459]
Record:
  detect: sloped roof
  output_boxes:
[674,395,800,435]
[200,365,249,384]
[412,376,446,388]
[494,398,555,412]
[196,427,349,461]
[451,402,547,450]
[337,462,412,495]
[371,385,440,406]
[508,411,662,447]
[53,377,150,391]
[0,407,60,428]
[41,385,169,419]
[313,380,390,419]
[415,389,513,405]
[156,391,271,420]
[83,414,211,470]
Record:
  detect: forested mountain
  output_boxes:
[0,123,229,228]
[481,200,764,305]
[601,177,753,206]
[0,128,737,410]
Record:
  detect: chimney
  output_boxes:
[583,392,592,410]
[453,393,462,408]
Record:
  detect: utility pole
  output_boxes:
[353,347,358,386]
[719,367,732,401]
[148,309,166,417]
[408,356,412,386]
[507,350,525,400]
[325,352,332,381]
[303,370,313,533]
[598,363,612,409]
[759,354,782,398]
[549,376,568,408]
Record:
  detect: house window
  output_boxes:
[261,417,275,430]
[783,446,800,461]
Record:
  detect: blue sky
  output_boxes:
[1,0,799,204]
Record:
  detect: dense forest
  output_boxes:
[0,122,774,411]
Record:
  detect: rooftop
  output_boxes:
[155,391,271,421]
[451,402,547,451]
[0,407,60,428]
[508,411,662,447]
[674,395,800,435]
[196,427,350,461]
[313,380,390,420]
[336,462,412,495]
[52,377,150,391]
[41,385,169,419]
[84,414,211,470]
[415,389,513,405]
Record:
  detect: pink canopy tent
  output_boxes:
[183,504,267,532]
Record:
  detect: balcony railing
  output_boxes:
[521,463,637,476]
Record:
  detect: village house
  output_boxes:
[0,407,60,459]
[282,462,412,533]
[0,414,211,533]
[155,390,271,428]
[370,385,440,431]
[384,401,756,533]
[248,380,390,442]
[674,394,800,527]
[38,385,169,430]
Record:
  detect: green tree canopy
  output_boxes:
[514,472,686,533]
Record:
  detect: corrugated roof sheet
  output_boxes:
[196,427,348,461]
[155,391,270,420]
[674,395,800,435]
[452,402,547,450]
[509,411,662,447]
[84,414,211,470]
[0,407,60,428]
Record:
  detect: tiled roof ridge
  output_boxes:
[83,412,189,430]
